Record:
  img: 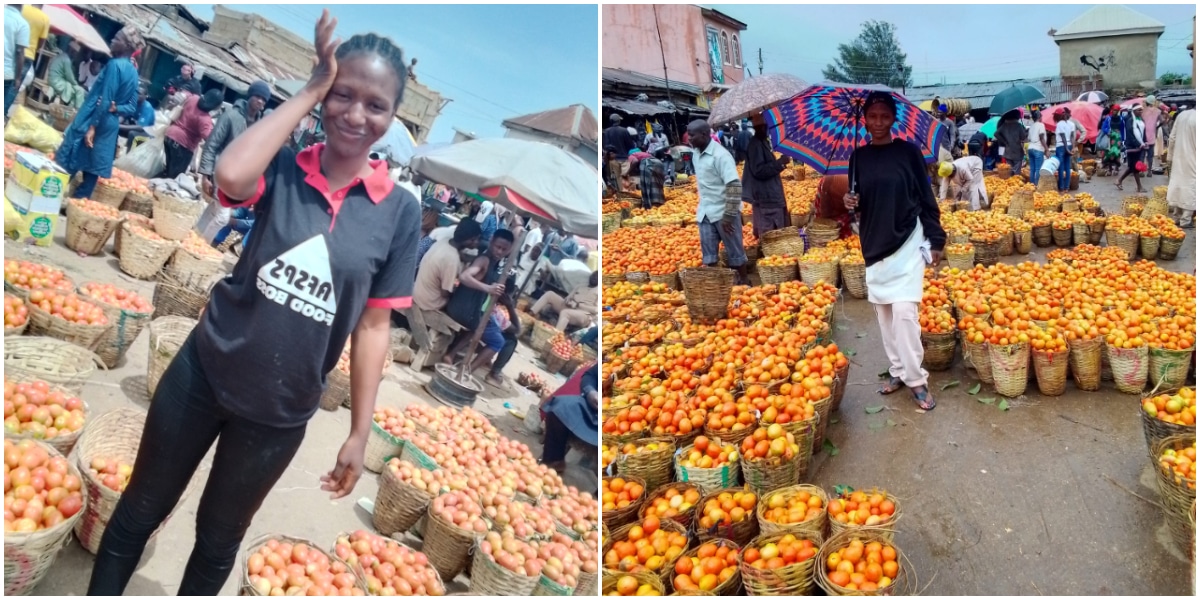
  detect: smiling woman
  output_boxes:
[85,10,423,596]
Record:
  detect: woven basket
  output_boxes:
[779,412,818,481]
[1067,337,1102,391]
[989,342,1029,398]
[152,192,205,241]
[1151,434,1197,559]
[602,475,647,530]
[758,261,799,286]
[677,538,743,594]
[680,268,735,322]
[3,336,103,394]
[1107,344,1149,394]
[1013,230,1032,254]
[602,272,624,287]
[1139,233,1161,260]
[172,244,225,281]
[1032,348,1069,396]
[119,222,178,280]
[601,571,664,596]
[815,528,910,596]
[1007,191,1034,216]
[80,284,154,368]
[27,295,112,352]
[636,482,700,532]
[544,347,571,375]
[1051,226,1073,247]
[841,262,866,299]
[947,231,970,246]
[649,271,679,290]
[121,191,154,217]
[625,271,650,284]
[946,248,975,271]
[1149,347,1195,391]
[826,490,903,543]
[1072,222,1090,246]
[1158,236,1185,261]
[1139,388,1194,462]
[695,487,760,546]
[238,533,367,596]
[805,219,840,249]
[574,570,599,596]
[90,180,127,208]
[740,529,824,596]
[829,361,851,412]
[971,238,1001,267]
[3,371,88,455]
[64,201,120,255]
[372,457,433,536]
[741,446,802,497]
[760,227,805,257]
[153,265,217,320]
[1105,230,1139,260]
[1031,224,1053,247]
[921,331,956,371]
[997,232,1013,256]
[756,484,828,538]
[3,440,86,596]
[72,408,196,554]
[335,350,390,410]
[604,518,686,585]
[364,420,405,474]
[112,213,152,258]
[146,316,196,398]
[602,212,622,234]
[962,338,993,384]
[615,437,675,495]
[809,393,835,456]
[675,443,740,495]
[424,503,485,582]
[531,320,558,354]
[1142,196,1169,219]
[799,259,839,288]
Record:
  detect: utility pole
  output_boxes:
[652,5,672,107]
[758,48,763,75]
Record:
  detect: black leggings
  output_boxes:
[87,334,307,595]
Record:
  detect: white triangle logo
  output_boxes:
[256,235,338,324]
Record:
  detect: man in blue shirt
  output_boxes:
[120,84,156,152]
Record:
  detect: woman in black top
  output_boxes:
[88,12,421,594]
[844,92,946,411]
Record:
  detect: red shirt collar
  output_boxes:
[296,143,394,204]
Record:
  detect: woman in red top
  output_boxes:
[161,88,221,178]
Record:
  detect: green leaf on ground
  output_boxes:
[836,324,850,331]
[886,419,898,427]
[940,380,960,391]
[865,405,885,414]
[977,396,996,405]
[823,439,840,456]
[844,349,857,357]
[868,421,885,431]
[833,484,854,496]
[830,416,840,424]
[878,370,891,378]
[998,399,1010,411]
[856,332,867,338]
[967,383,982,395]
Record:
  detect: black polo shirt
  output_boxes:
[196,143,421,427]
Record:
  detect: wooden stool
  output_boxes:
[403,308,463,371]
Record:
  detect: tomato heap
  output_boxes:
[4,294,28,329]
[87,457,132,492]
[745,533,818,570]
[827,489,896,528]
[246,538,364,596]
[823,538,900,592]
[604,514,686,573]
[4,260,74,294]
[602,477,645,513]
[79,282,152,313]
[4,439,85,533]
[333,530,444,596]
[71,198,121,220]
[3,377,87,440]
[761,487,825,526]
[697,489,756,530]
[671,541,740,593]
[1143,388,1197,426]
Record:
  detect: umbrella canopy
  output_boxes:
[989,84,1046,115]
[1118,98,1144,109]
[1077,90,1109,104]
[978,116,1001,140]
[764,82,947,176]
[707,73,809,126]
[410,138,597,237]
[369,121,417,167]
[1041,101,1103,143]
[44,5,109,55]
[958,121,982,142]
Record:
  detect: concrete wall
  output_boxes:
[1058,34,1160,89]
[602,5,744,90]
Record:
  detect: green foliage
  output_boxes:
[822,21,914,90]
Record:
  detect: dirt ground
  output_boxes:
[6,229,594,595]
[791,172,1197,595]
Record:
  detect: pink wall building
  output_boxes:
[603,5,747,99]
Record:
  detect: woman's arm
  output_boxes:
[216,11,340,200]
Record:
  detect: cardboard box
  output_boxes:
[5,152,68,246]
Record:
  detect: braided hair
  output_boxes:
[335,34,408,109]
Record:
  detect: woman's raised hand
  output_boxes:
[306,9,341,97]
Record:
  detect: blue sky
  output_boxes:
[185,4,599,143]
[706,4,1195,87]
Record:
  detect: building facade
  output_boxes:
[1052,5,1165,90]
[502,104,599,167]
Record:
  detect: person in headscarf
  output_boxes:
[55,26,145,199]
[844,91,946,411]
[474,199,498,247]
[993,109,1028,173]
[47,38,85,109]
[160,88,222,179]
[1166,109,1195,228]
[938,156,987,210]
[742,111,791,237]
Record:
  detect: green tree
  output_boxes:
[1158,72,1193,86]
[822,21,913,90]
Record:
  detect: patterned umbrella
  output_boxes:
[764,82,947,176]
[1077,90,1109,104]
[708,73,809,126]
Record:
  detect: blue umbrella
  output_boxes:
[978,116,1001,140]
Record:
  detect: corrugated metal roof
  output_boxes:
[907,77,1074,107]
[503,104,598,149]
[603,67,703,96]
[602,98,676,116]
[1053,5,1165,41]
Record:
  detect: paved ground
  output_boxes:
[6,228,594,595]
[792,171,1196,595]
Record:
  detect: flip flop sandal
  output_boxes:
[877,376,905,395]
[911,388,937,411]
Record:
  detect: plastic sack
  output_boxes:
[5,198,23,235]
[4,106,64,153]
[113,134,165,179]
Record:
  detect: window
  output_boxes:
[732,35,741,67]
[720,31,731,65]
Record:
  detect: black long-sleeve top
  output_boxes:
[848,139,946,266]
[741,136,787,208]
